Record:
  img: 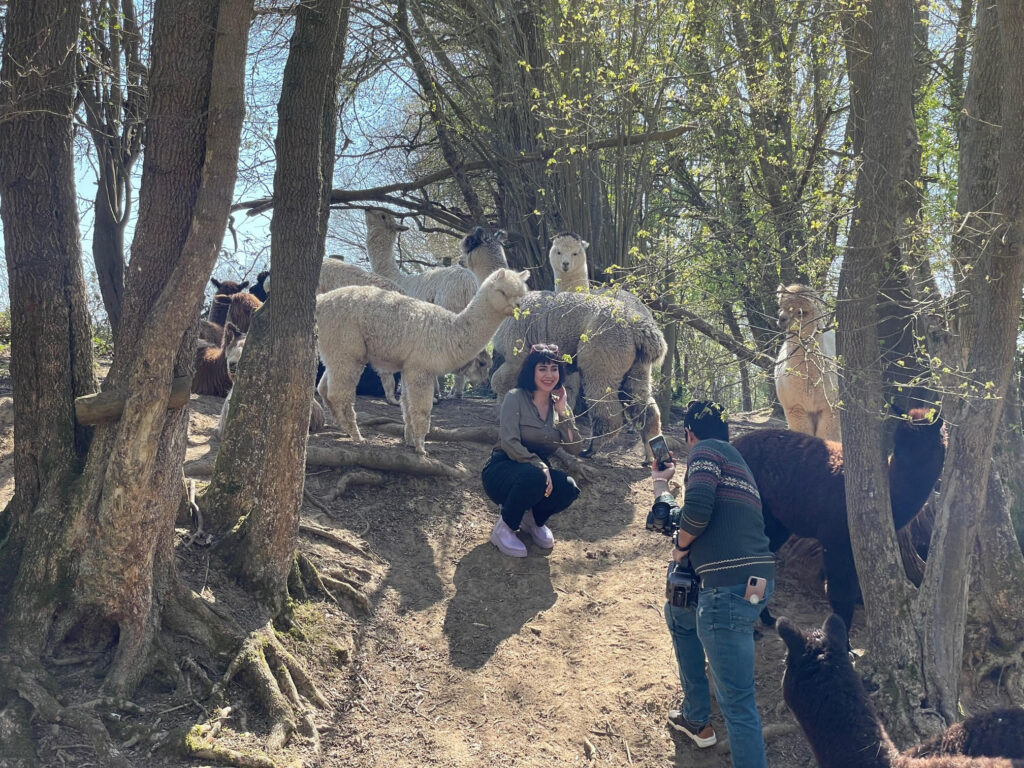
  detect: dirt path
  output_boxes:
[1,383,837,767]
[296,396,827,768]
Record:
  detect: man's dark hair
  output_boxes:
[683,400,729,441]
[516,348,566,391]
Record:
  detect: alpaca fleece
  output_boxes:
[775,283,839,442]
[316,268,528,454]
[778,614,1024,768]
[733,409,946,630]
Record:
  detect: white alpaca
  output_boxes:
[316,268,529,454]
[548,231,590,293]
[365,209,509,397]
[491,231,666,460]
[775,283,840,442]
[315,220,407,405]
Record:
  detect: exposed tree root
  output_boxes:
[298,521,379,562]
[367,418,499,444]
[324,469,384,502]
[186,708,282,768]
[552,447,601,484]
[0,655,133,768]
[197,623,328,758]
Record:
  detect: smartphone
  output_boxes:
[648,434,672,470]
[744,576,767,604]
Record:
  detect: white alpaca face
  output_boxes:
[487,269,530,314]
[365,208,409,234]
[549,235,589,275]
[225,332,247,379]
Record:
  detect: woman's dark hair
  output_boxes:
[683,400,729,441]
[516,346,566,391]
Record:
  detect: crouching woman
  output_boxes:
[482,343,581,557]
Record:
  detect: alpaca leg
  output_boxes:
[581,372,625,453]
[400,371,435,455]
[318,363,364,442]
[379,372,399,406]
[821,540,860,634]
[451,373,467,400]
[816,406,841,442]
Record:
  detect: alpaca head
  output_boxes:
[778,283,828,337]
[459,349,492,389]
[364,208,409,235]
[479,268,530,316]
[549,232,589,282]
[223,322,247,379]
[891,405,945,452]
[778,615,874,741]
[211,277,249,295]
[460,226,509,276]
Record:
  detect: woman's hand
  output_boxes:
[552,386,571,418]
[543,466,553,497]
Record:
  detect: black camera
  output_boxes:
[666,561,700,608]
[646,498,681,535]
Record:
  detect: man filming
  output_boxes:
[647,400,775,768]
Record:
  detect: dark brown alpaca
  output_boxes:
[208,293,233,326]
[733,408,946,630]
[192,322,246,397]
[778,614,1024,768]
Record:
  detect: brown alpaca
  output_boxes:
[199,320,223,345]
[193,322,246,397]
[225,292,262,333]
[210,276,249,296]
[733,407,946,630]
[778,614,1024,768]
[208,293,232,326]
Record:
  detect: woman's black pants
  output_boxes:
[481,450,580,528]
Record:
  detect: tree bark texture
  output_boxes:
[1,0,254,703]
[204,0,349,605]
[0,0,97,628]
[920,0,1024,722]
[836,0,927,743]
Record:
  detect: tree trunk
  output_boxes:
[0,0,253,719]
[837,0,928,745]
[203,0,349,606]
[919,0,1024,723]
[0,0,97,632]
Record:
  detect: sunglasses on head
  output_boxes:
[531,343,559,355]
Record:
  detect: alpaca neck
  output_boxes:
[888,441,944,529]
[366,226,404,284]
[440,290,507,370]
[554,270,590,293]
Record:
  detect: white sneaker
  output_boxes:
[520,510,555,549]
[491,518,528,557]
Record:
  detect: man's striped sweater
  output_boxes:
[666,438,775,588]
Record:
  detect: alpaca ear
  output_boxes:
[823,614,849,650]
[239,280,250,290]
[777,618,806,657]
[516,269,530,283]
[776,283,786,296]
[211,278,223,290]
[581,239,589,250]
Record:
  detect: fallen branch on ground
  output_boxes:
[368,420,498,444]
[185,443,469,479]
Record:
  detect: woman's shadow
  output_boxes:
[444,542,555,670]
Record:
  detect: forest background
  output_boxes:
[2,0,1024,764]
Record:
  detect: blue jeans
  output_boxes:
[664,578,774,768]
